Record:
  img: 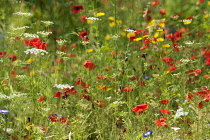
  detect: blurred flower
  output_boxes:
[38,96,45,102]
[160,100,169,105]
[174,108,189,119]
[160,9,166,15]
[24,48,48,55]
[171,127,180,131]
[71,5,83,14]
[123,85,132,92]
[198,101,203,109]
[159,109,171,114]
[80,15,87,22]
[0,110,9,113]
[0,51,6,57]
[132,104,149,115]
[96,12,105,16]
[156,118,168,128]
[83,60,96,70]
[143,75,150,80]
[8,55,17,61]
[3,128,14,134]
[151,1,160,6]
[143,130,153,137]
[79,30,89,41]
[13,12,32,17]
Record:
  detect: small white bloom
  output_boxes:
[37,31,52,37]
[41,21,54,26]
[24,48,48,55]
[86,17,100,20]
[56,39,67,45]
[22,33,39,39]
[174,108,189,119]
[171,127,181,131]
[12,26,29,31]
[125,29,136,33]
[4,128,14,134]
[54,84,74,89]
[13,12,32,17]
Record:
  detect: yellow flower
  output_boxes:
[162,44,170,47]
[208,1,210,5]
[204,14,209,18]
[133,37,142,41]
[143,35,149,38]
[154,32,159,38]
[127,32,135,38]
[30,71,35,76]
[108,17,115,21]
[157,38,164,42]
[121,32,126,36]
[148,19,155,26]
[183,20,192,25]
[109,22,115,27]
[116,20,122,24]
[105,35,111,40]
[156,29,163,32]
[26,58,34,64]
[157,22,165,28]
[96,12,105,16]
[87,49,94,53]
[87,19,92,24]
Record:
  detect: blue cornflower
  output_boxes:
[143,130,153,137]
[0,110,9,113]
[144,75,150,80]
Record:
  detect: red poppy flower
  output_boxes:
[79,30,89,41]
[96,76,107,80]
[156,118,168,128]
[8,55,17,61]
[162,56,174,63]
[38,96,45,101]
[48,114,59,122]
[123,85,132,92]
[160,100,169,105]
[205,57,210,65]
[167,66,177,72]
[160,9,166,15]
[81,15,87,22]
[186,94,194,101]
[22,66,30,70]
[159,109,171,114]
[54,91,61,98]
[132,104,149,115]
[151,1,160,6]
[173,31,182,40]
[203,74,210,80]
[71,5,84,14]
[186,69,202,76]
[129,35,136,41]
[83,60,96,70]
[198,101,203,109]
[140,44,149,50]
[0,51,6,57]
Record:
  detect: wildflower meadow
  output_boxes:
[0,0,210,139]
